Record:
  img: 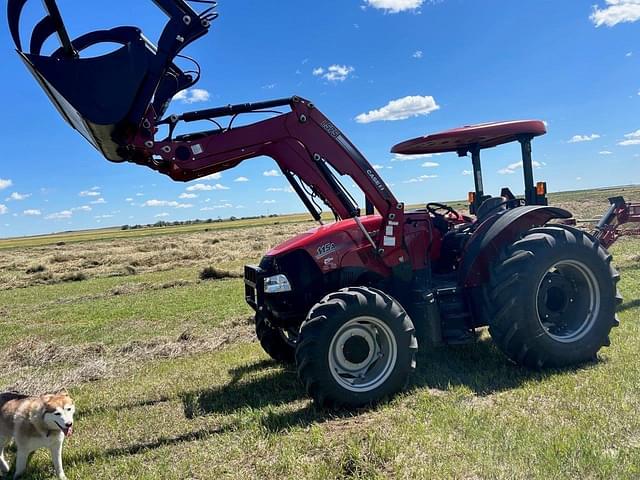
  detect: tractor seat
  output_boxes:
[476,196,507,221]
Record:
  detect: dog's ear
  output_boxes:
[56,388,69,396]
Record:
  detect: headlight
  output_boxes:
[264,274,292,293]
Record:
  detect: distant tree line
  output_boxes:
[120,214,279,230]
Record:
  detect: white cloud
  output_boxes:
[576,177,583,181]
[372,164,384,170]
[135,193,144,197]
[173,88,211,104]
[144,200,179,207]
[155,213,170,218]
[79,190,101,197]
[179,193,198,199]
[95,214,114,219]
[403,174,438,183]
[568,134,601,143]
[125,198,133,202]
[266,186,294,193]
[200,203,233,211]
[234,176,249,182]
[72,206,92,212]
[185,183,230,191]
[202,172,222,180]
[356,95,440,123]
[46,210,73,220]
[618,129,640,146]
[627,51,633,57]
[7,192,31,201]
[599,151,613,155]
[421,161,439,168]
[413,50,423,59]
[262,200,277,204]
[0,179,12,191]
[90,197,106,205]
[23,209,41,216]
[0,204,7,215]
[462,170,473,176]
[498,160,545,175]
[591,0,640,27]
[364,0,424,13]
[263,170,281,177]
[390,153,437,162]
[313,64,355,82]
[144,199,193,208]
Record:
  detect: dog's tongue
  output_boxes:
[64,426,73,438]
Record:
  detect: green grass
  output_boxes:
[0,187,638,479]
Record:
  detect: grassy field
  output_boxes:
[0,186,639,479]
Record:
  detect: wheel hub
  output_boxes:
[536,260,601,343]
[328,316,397,392]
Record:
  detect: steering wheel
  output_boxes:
[427,202,458,217]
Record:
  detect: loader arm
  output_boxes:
[128,96,408,269]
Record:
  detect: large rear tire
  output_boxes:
[255,312,296,364]
[296,287,417,408]
[482,225,622,368]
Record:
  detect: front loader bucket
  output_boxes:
[8,0,213,162]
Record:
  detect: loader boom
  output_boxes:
[128,96,408,269]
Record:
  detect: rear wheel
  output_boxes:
[296,287,417,408]
[255,312,296,364]
[482,225,621,368]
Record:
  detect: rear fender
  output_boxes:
[460,206,572,287]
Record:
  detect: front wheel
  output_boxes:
[296,287,417,408]
[482,225,622,368]
[255,312,296,364]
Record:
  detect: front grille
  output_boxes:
[244,265,263,310]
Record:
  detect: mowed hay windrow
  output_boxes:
[0,222,312,290]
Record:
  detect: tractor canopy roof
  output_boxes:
[391,120,547,156]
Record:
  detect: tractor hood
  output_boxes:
[267,215,383,272]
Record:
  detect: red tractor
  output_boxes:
[9,0,639,407]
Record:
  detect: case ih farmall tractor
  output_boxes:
[9,0,640,407]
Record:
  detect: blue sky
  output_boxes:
[0,0,638,237]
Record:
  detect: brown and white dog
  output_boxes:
[0,390,75,480]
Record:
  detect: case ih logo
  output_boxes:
[316,242,337,258]
[366,169,386,192]
[321,120,341,139]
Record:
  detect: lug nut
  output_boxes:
[144,141,154,149]
[183,15,191,25]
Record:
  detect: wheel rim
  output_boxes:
[328,316,397,392]
[535,259,601,343]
